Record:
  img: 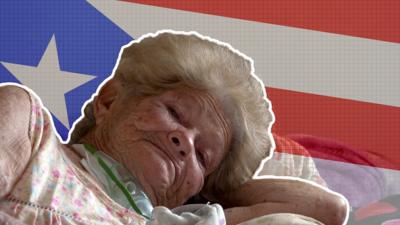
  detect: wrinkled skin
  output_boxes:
[0,84,348,225]
[83,80,232,208]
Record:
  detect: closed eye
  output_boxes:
[167,105,180,121]
[196,150,206,169]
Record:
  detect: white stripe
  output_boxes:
[88,0,400,107]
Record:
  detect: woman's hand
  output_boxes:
[0,85,32,199]
[215,178,348,225]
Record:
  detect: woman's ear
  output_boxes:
[93,79,122,124]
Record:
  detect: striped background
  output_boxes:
[89,0,400,170]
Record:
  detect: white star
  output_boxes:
[1,35,95,128]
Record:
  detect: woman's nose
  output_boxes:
[167,130,195,159]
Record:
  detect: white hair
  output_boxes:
[70,31,275,195]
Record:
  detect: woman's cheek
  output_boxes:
[185,168,204,196]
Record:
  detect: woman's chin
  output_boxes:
[124,141,189,208]
[139,176,190,208]
[134,163,176,207]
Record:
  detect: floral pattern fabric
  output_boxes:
[0,88,147,225]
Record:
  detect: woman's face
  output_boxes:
[93,85,232,208]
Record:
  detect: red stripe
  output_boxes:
[268,87,400,170]
[123,0,400,43]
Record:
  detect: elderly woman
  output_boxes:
[0,32,347,225]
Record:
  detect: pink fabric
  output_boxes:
[288,134,389,167]
[259,134,327,187]
[288,134,388,207]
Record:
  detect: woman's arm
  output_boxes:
[0,85,32,198]
[218,178,348,225]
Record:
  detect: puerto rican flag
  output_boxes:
[1,1,399,223]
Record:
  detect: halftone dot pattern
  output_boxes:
[125,0,400,219]
[126,0,400,43]
[1,1,399,223]
[0,1,132,139]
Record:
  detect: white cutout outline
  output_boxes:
[0,30,349,225]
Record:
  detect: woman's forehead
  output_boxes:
[164,88,222,118]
